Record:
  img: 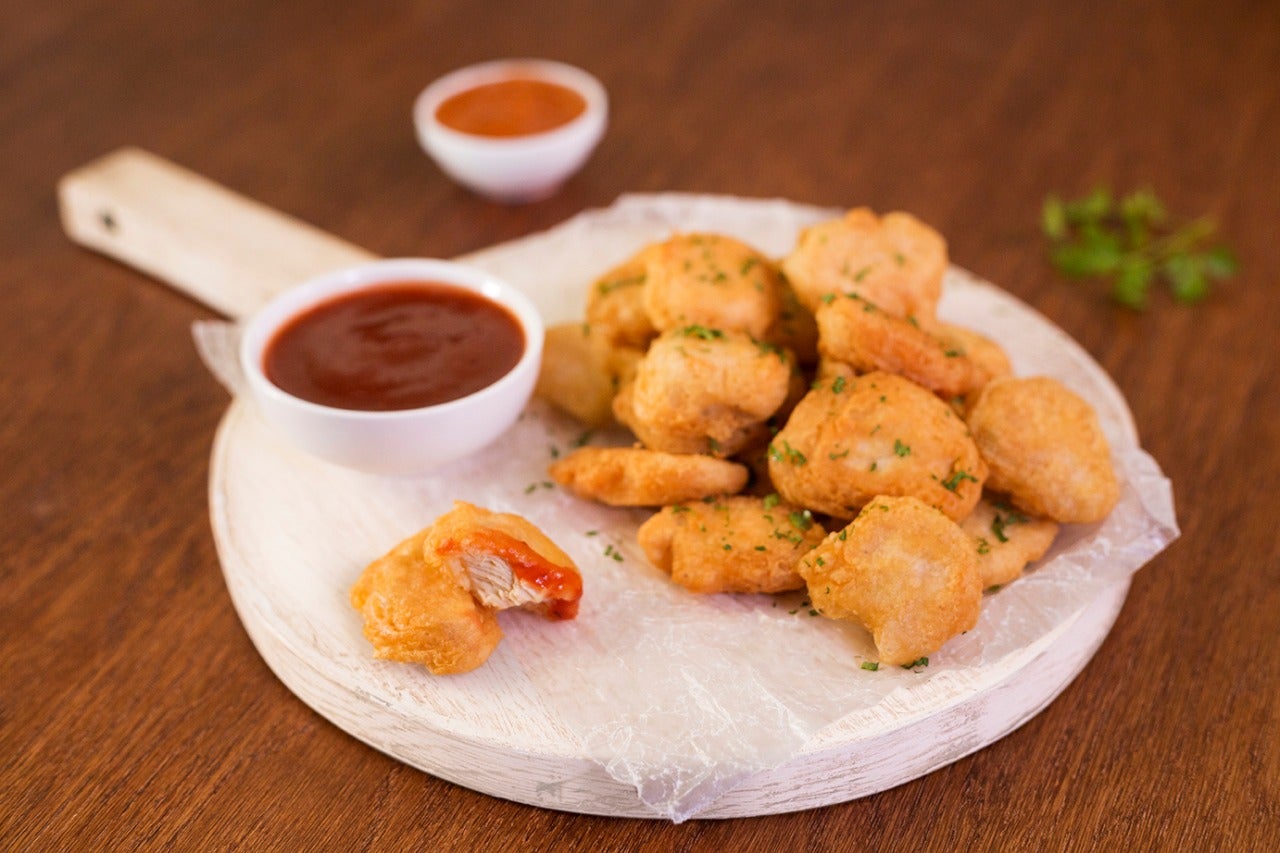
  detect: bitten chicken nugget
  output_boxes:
[960,495,1060,588]
[535,322,641,428]
[966,377,1120,523]
[614,326,793,457]
[781,208,947,319]
[638,495,826,594]
[426,501,584,620]
[549,446,748,506]
[639,233,783,338]
[816,295,994,398]
[585,257,658,349]
[800,496,982,666]
[350,527,503,675]
[768,371,986,520]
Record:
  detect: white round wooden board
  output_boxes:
[206,195,1176,821]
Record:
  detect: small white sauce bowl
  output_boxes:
[239,258,544,475]
[414,59,608,203]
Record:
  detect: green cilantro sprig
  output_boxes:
[1042,187,1237,309]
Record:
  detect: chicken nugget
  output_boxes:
[350,526,503,674]
[966,377,1120,523]
[800,496,981,666]
[781,208,947,319]
[535,321,641,428]
[960,495,1060,588]
[768,371,986,521]
[640,233,783,338]
[584,256,658,349]
[637,495,826,594]
[615,326,793,457]
[763,276,819,365]
[816,295,992,397]
[549,446,748,506]
[426,501,583,620]
[931,322,1012,383]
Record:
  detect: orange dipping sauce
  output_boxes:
[436,77,587,138]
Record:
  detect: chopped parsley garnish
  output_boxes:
[894,439,911,457]
[941,469,978,493]
[603,544,624,562]
[990,507,1028,542]
[768,441,807,466]
[763,493,781,510]
[901,657,929,670]
[596,273,646,295]
[679,324,725,340]
[788,510,815,531]
[831,375,847,394]
[861,661,880,671]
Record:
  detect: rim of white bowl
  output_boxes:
[414,58,608,149]
[240,258,544,420]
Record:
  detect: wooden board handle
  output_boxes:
[57,147,376,319]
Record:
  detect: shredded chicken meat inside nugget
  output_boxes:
[426,501,583,620]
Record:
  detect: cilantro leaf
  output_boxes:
[1043,187,1236,308]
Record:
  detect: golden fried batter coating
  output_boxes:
[426,502,583,620]
[768,372,986,521]
[535,322,641,428]
[640,233,783,338]
[931,322,1012,384]
[549,446,748,506]
[763,277,819,365]
[637,495,826,594]
[960,495,1060,588]
[584,256,658,349]
[614,326,793,457]
[815,295,992,397]
[350,527,503,675]
[966,377,1120,524]
[800,496,981,666]
[781,208,947,319]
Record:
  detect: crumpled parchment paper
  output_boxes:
[195,194,1178,822]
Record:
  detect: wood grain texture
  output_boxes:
[2,0,1277,848]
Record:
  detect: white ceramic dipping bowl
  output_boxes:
[239,258,544,475]
[414,59,608,203]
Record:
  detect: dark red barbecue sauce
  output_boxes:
[264,282,524,411]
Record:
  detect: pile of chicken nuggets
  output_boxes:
[540,208,1120,667]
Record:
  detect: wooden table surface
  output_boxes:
[3,0,1277,848]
